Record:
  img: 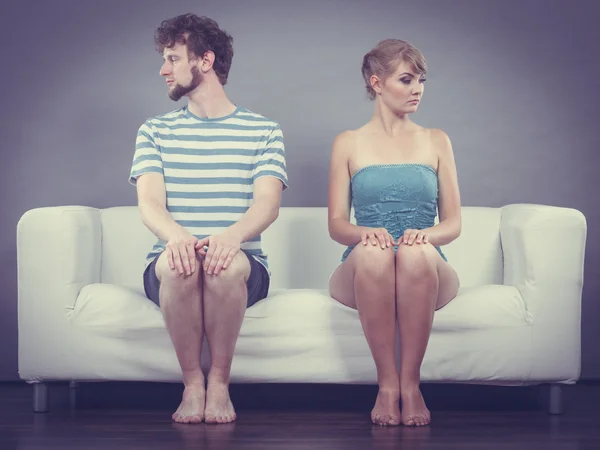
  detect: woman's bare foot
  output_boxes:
[205,377,237,424]
[172,383,206,424]
[400,385,430,426]
[371,389,401,426]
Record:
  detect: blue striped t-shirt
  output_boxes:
[129,105,288,272]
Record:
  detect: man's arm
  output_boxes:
[202,176,283,275]
[137,173,182,242]
[203,123,287,275]
[228,176,283,242]
[137,173,199,276]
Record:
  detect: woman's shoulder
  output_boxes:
[423,128,454,161]
[333,128,361,150]
[336,123,377,145]
[422,127,451,142]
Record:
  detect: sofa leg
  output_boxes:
[548,384,563,415]
[33,382,48,413]
[69,381,79,409]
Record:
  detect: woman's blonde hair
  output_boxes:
[361,39,427,100]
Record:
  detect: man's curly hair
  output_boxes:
[155,13,234,86]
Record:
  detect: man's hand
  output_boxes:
[201,231,243,276]
[165,230,201,276]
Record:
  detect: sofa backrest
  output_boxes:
[100,206,503,293]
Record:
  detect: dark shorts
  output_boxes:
[143,250,270,308]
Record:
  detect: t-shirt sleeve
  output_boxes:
[252,125,289,190]
[128,121,164,186]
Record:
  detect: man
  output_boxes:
[129,13,288,424]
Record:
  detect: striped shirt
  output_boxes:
[129,105,288,272]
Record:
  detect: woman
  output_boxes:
[328,39,462,427]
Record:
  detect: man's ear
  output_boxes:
[199,50,215,73]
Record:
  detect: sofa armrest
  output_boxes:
[17,206,102,380]
[500,203,586,381]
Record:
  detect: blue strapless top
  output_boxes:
[341,163,447,262]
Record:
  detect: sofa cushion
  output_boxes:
[71,283,530,336]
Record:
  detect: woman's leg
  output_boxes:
[329,243,399,426]
[394,243,459,426]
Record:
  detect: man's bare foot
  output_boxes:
[371,389,401,426]
[205,378,237,424]
[400,385,430,426]
[172,383,206,424]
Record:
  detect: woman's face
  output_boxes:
[374,60,426,114]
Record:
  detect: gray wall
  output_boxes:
[1,0,598,380]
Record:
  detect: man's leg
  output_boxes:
[153,251,205,424]
[202,251,254,424]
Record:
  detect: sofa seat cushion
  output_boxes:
[71,283,530,336]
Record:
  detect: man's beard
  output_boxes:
[168,67,202,101]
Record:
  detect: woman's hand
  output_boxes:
[360,227,395,249]
[399,229,429,246]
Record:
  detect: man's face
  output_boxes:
[159,43,203,101]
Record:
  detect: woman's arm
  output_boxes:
[419,129,462,246]
[328,131,367,246]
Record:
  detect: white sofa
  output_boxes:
[17,204,587,413]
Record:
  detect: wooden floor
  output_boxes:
[1,381,599,449]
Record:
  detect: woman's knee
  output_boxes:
[352,244,395,279]
[395,243,437,279]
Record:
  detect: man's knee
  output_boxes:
[155,251,202,285]
[203,251,250,290]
